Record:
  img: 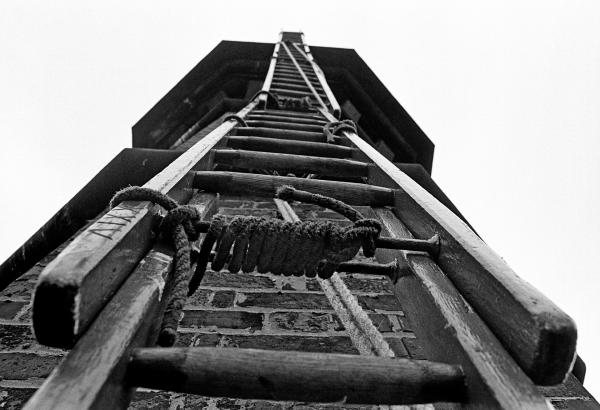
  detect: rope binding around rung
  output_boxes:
[109,185,402,347]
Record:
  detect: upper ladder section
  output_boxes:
[261,31,341,118]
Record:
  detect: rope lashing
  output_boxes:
[110,186,207,347]
[323,119,357,144]
[222,114,248,128]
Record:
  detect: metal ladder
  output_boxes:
[24,31,576,409]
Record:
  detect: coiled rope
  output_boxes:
[110,185,382,347]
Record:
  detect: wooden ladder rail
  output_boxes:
[292,38,341,118]
[318,107,577,386]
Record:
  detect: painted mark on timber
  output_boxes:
[88,203,146,240]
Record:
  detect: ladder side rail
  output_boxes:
[293,42,341,118]
[279,41,329,112]
[260,33,282,106]
[372,208,550,409]
[318,106,577,384]
[24,194,218,410]
[32,100,258,349]
[128,347,465,405]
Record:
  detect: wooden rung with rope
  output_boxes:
[24,31,578,409]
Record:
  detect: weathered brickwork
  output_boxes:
[0,195,596,409]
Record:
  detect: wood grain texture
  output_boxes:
[193,171,393,206]
[213,149,368,177]
[226,136,355,158]
[25,246,173,410]
[24,193,219,410]
[372,208,550,409]
[128,347,465,405]
[325,108,577,385]
[32,101,256,349]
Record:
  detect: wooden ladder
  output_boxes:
[25,31,576,409]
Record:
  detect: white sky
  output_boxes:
[1,0,599,399]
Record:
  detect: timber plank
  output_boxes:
[372,208,550,409]
[324,108,577,385]
[226,136,355,158]
[32,101,257,349]
[24,193,218,410]
[233,127,335,143]
[245,120,324,133]
[213,149,368,177]
[193,171,393,206]
[128,347,465,405]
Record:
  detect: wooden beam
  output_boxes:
[322,108,577,385]
[128,347,465,405]
[246,114,327,125]
[193,171,393,206]
[233,127,340,144]
[226,136,355,158]
[279,42,329,113]
[245,120,324,133]
[32,101,257,349]
[259,37,281,107]
[213,149,368,177]
[293,41,341,118]
[26,246,172,410]
[250,109,325,121]
[372,208,550,409]
[24,193,218,410]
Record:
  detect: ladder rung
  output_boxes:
[275,68,317,79]
[234,127,342,144]
[245,120,324,133]
[127,347,465,405]
[251,109,326,121]
[213,149,369,177]
[271,76,309,86]
[193,171,393,206]
[246,114,327,125]
[226,136,355,158]
[271,88,327,99]
[271,84,324,94]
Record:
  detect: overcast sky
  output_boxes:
[1,0,599,399]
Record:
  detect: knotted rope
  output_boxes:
[110,185,382,347]
[323,119,356,143]
[110,186,206,347]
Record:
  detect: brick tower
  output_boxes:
[0,31,597,409]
